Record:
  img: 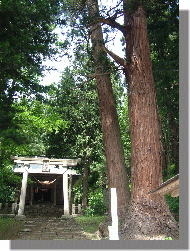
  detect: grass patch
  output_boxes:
[0,217,23,239]
[75,215,107,234]
[165,236,173,240]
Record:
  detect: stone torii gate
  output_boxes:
[13,156,81,217]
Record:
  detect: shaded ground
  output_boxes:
[13,216,100,240]
[0,217,23,240]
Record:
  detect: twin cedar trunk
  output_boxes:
[87,0,178,238]
[87,0,130,217]
[122,6,179,239]
[125,6,163,200]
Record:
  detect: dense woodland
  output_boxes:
[0,0,179,239]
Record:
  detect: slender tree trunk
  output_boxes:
[82,165,89,212]
[161,127,169,176]
[121,4,179,239]
[87,0,130,218]
[167,112,179,171]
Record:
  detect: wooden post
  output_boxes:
[68,175,73,214]
[108,188,119,240]
[30,184,33,206]
[54,181,57,206]
[18,170,28,216]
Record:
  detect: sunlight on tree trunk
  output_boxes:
[122,4,179,239]
[86,0,130,218]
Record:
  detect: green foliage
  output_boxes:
[0,0,62,86]
[147,0,179,172]
[13,99,67,135]
[0,185,15,203]
[0,165,22,203]
[118,97,131,172]
[164,236,173,240]
[163,164,177,181]
[0,97,68,197]
[84,188,106,216]
[0,98,68,163]
[72,181,83,204]
[46,55,105,203]
[0,0,65,159]
[75,215,107,234]
[0,0,66,194]
[0,217,24,239]
[46,66,103,161]
[165,195,179,219]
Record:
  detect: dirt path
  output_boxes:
[15,216,95,240]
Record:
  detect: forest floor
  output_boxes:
[9,215,105,240]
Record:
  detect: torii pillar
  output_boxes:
[63,172,69,215]
[17,169,28,216]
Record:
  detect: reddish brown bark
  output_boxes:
[87,0,130,217]
[125,6,163,200]
[121,5,179,239]
[100,2,179,238]
[85,0,178,239]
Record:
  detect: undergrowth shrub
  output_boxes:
[84,188,106,216]
[165,195,179,221]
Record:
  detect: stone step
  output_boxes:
[15,216,88,240]
[24,225,37,228]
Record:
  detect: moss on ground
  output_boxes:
[75,215,107,234]
[0,217,24,239]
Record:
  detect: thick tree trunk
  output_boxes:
[125,4,163,200]
[87,0,130,218]
[121,5,179,239]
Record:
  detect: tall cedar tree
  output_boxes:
[99,0,179,239]
[86,0,130,218]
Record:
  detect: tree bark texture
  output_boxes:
[121,4,179,239]
[82,165,89,212]
[87,0,130,217]
[125,6,163,199]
